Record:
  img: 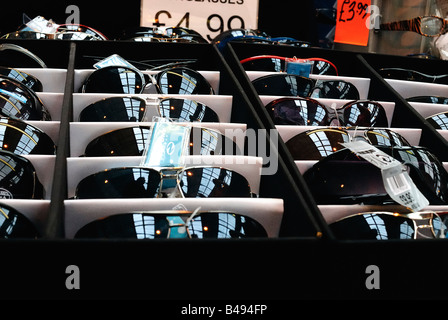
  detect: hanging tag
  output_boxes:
[93,54,139,70]
[23,16,60,34]
[140,117,191,169]
[285,58,314,77]
[341,141,429,211]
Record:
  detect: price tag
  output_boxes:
[334,0,372,46]
[141,0,259,42]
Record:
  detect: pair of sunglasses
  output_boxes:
[79,97,219,122]
[2,24,107,41]
[379,68,448,84]
[407,96,448,104]
[121,26,208,43]
[303,145,448,205]
[0,203,41,238]
[240,55,338,75]
[266,97,388,127]
[0,149,44,199]
[286,128,411,160]
[0,118,56,155]
[81,66,215,95]
[74,210,267,239]
[379,15,447,37]
[252,74,360,100]
[74,166,254,199]
[329,211,447,240]
[81,126,239,157]
[0,76,50,121]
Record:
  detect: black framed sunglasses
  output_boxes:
[81,66,215,95]
[407,96,448,104]
[79,96,219,122]
[303,145,448,205]
[0,203,41,239]
[329,211,447,240]
[285,128,411,160]
[0,66,43,92]
[0,118,56,155]
[0,77,50,120]
[426,111,448,130]
[265,97,387,127]
[74,166,255,199]
[0,149,44,199]
[81,126,239,157]
[74,210,267,239]
[379,68,448,84]
[252,74,360,99]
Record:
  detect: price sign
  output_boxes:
[141,0,259,42]
[334,0,372,46]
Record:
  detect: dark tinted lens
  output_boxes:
[341,100,387,127]
[266,97,329,125]
[329,213,415,240]
[252,74,314,96]
[286,129,350,160]
[0,118,56,155]
[83,126,151,157]
[0,204,40,238]
[158,98,219,122]
[82,67,144,94]
[155,68,214,95]
[75,167,161,199]
[312,60,337,75]
[313,80,360,99]
[0,150,44,199]
[364,129,411,147]
[188,213,267,238]
[179,167,252,197]
[407,96,448,104]
[0,67,43,92]
[0,78,49,120]
[303,148,389,204]
[426,112,448,130]
[242,57,285,72]
[188,127,241,156]
[79,97,146,122]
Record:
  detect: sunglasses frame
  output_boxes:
[379,15,447,37]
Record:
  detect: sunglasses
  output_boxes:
[329,211,447,240]
[240,55,338,75]
[81,66,215,95]
[285,128,411,160]
[252,74,360,100]
[121,26,208,43]
[74,210,267,239]
[379,15,447,37]
[2,24,107,41]
[0,149,44,199]
[79,96,219,122]
[82,126,239,157]
[303,145,448,205]
[0,66,43,92]
[378,68,448,84]
[265,97,387,127]
[0,77,50,121]
[0,118,56,155]
[74,166,255,199]
[407,96,448,104]
[0,203,41,238]
[426,112,448,130]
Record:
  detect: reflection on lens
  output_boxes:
[364,129,410,147]
[74,212,267,239]
[407,96,448,104]
[421,16,443,36]
[80,97,146,122]
[252,74,314,96]
[312,80,360,100]
[82,67,144,94]
[179,167,253,198]
[426,112,448,130]
[0,204,40,239]
[75,167,161,199]
[342,100,387,127]
[0,67,43,92]
[158,98,219,122]
[266,97,329,125]
[155,68,214,95]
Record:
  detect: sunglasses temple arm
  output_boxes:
[380,17,421,34]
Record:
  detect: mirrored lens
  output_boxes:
[286,129,350,160]
[79,97,146,122]
[242,57,285,72]
[421,16,444,36]
[329,213,415,240]
[426,112,448,130]
[407,96,448,104]
[0,149,44,199]
[82,67,145,94]
[252,74,314,96]
[0,67,43,92]
[342,100,387,127]
[155,68,214,95]
[74,212,267,239]
[75,167,161,199]
[0,118,56,155]
[312,80,360,100]
[158,98,219,122]
[364,129,411,147]
[265,97,329,125]
[0,204,40,238]
[179,167,253,198]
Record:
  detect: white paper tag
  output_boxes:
[342,141,429,211]
[93,54,139,70]
[25,16,60,34]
